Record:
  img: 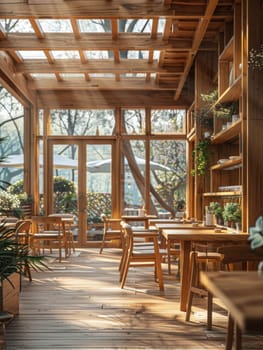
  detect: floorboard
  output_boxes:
[4,248,263,349]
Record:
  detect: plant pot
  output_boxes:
[0,273,20,315]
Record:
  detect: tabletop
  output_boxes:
[161,228,249,311]
[155,223,215,231]
[162,228,248,242]
[200,271,263,332]
[121,215,157,228]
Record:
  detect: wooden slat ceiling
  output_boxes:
[0,0,234,102]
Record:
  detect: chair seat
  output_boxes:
[120,222,165,291]
[100,214,122,254]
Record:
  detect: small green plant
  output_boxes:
[222,202,241,223]
[194,90,218,129]
[249,44,263,71]
[215,101,239,119]
[249,216,263,250]
[208,202,223,218]
[0,226,47,286]
[191,138,211,176]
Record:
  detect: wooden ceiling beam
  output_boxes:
[0,1,232,18]
[16,60,184,74]
[0,33,193,51]
[174,0,220,100]
[36,89,192,109]
[28,78,177,90]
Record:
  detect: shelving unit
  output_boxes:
[183,1,263,233]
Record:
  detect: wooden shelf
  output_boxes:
[217,75,241,104]
[211,119,241,144]
[203,191,242,197]
[211,157,242,171]
[219,37,234,61]
[187,128,196,142]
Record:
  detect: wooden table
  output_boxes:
[161,228,249,311]
[121,215,157,229]
[200,271,263,350]
[155,223,214,230]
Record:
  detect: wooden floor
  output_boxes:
[4,248,263,349]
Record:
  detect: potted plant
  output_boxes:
[248,216,263,273]
[194,89,218,136]
[0,225,46,315]
[222,202,241,229]
[208,202,224,225]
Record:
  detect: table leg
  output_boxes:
[180,240,191,311]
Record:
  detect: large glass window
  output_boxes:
[0,86,24,185]
[151,109,186,134]
[122,109,146,134]
[50,109,115,136]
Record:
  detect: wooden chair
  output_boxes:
[48,214,76,256]
[15,220,32,281]
[217,244,262,350]
[30,216,67,263]
[185,243,222,330]
[99,214,122,254]
[120,223,165,291]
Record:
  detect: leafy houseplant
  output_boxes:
[0,224,47,317]
[222,202,241,227]
[208,202,224,225]
[194,90,218,132]
[191,138,211,176]
[248,216,263,272]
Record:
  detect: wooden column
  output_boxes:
[193,51,217,220]
[245,0,263,229]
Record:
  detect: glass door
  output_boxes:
[49,141,113,246]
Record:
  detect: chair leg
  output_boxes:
[99,237,105,254]
[207,292,213,330]
[120,257,130,289]
[235,322,242,350]
[24,261,32,282]
[226,314,234,350]
[185,252,196,322]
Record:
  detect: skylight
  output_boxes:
[78,19,111,32]
[38,19,72,32]
[17,51,46,59]
[0,19,34,32]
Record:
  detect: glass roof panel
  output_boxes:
[51,51,80,59]
[0,19,34,32]
[60,74,85,79]
[85,51,113,59]
[78,19,111,32]
[118,19,152,33]
[121,73,146,78]
[153,51,161,60]
[31,73,56,79]
[38,19,72,32]
[18,51,46,59]
[158,18,166,33]
[120,51,149,59]
[89,73,115,78]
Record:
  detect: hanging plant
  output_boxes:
[191,138,211,176]
[248,44,263,71]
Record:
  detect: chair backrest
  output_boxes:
[217,244,261,270]
[15,219,31,233]
[15,219,32,244]
[121,222,134,252]
[31,216,65,234]
[101,214,121,231]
